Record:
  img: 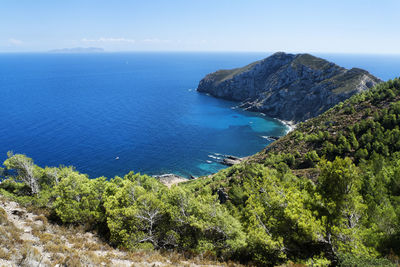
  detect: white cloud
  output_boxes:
[8,38,23,45]
[142,38,171,44]
[82,37,136,44]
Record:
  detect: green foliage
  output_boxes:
[304,150,320,167]
[317,157,361,206]
[293,131,304,141]
[316,158,370,255]
[103,176,167,249]
[305,253,331,267]
[344,105,356,115]
[242,165,324,264]
[3,152,40,194]
[338,253,396,267]
[0,178,31,196]
[2,78,400,265]
[53,172,107,224]
[102,174,246,258]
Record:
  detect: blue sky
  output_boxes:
[1,0,399,53]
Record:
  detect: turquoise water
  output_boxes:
[0,52,287,178]
[0,52,398,178]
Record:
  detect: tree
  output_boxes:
[3,152,39,194]
[304,150,320,167]
[317,157,368,256]
[103,177,169,250]
[240,165,325,264]
[53,172,106,224]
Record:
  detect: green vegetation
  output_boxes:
[293,53,335,71]
[2,78,400,266]
[211,60,260,84]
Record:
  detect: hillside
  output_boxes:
[0,195,239,267]
[1,78,400,266]
[197,52,381,122]
[186,78,400,265]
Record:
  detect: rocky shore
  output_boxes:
[153,174,189,187]
[220,155,245,166]
[197,52,381,123]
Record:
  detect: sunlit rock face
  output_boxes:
[197,52,381,122]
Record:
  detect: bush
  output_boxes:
[304,151,320,167]
[338,253,396,267]
[0,178,31,195]
[53,173,106,224]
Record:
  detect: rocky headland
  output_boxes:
[197,52,382,122]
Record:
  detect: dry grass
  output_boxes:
[85,250,112,266]
[18,243,43,267]
[34,214,48,225]
[0,214,42,266]
[31,222,47,235]
[0,247,10,260]
[44,242,70,254]
[0,194,245,267]
[84,241,102,251]
[0,208,23,250]
[37,232,55,243]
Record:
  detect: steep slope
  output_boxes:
[197,52,382,122]
[185,78,400,265]
[2,78,400,266]
[0,195,241,267]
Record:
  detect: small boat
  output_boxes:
[115,156,120,160]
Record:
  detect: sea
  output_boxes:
[0,52,399,178]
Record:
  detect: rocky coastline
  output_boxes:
[197,52,381,123]
[160,52,379,185]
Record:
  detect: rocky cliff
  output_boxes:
[197,52,382,122]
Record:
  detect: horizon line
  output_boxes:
[1,50,400,56]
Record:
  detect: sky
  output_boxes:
[1,0,399,54]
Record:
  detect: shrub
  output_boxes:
[304,151,320,167]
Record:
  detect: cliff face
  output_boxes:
[197,52,382,122]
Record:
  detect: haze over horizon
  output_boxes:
[1,0,400,54]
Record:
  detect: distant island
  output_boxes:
[48,47,104,53]
[197,52,381,123]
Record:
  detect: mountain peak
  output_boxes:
[197,52,381,122]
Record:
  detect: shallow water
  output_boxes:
[0,52,287,178]
[1,52,398,178]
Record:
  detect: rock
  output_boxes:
[220,155,243,166]
[197,52,382,123]
[154,174,188,188]
[11,210,25,217]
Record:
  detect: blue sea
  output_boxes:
[0,52,399,178]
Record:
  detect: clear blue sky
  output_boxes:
[1,0,399,53]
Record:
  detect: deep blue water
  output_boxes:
[0,52,399,178]
[0,52,286,178]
